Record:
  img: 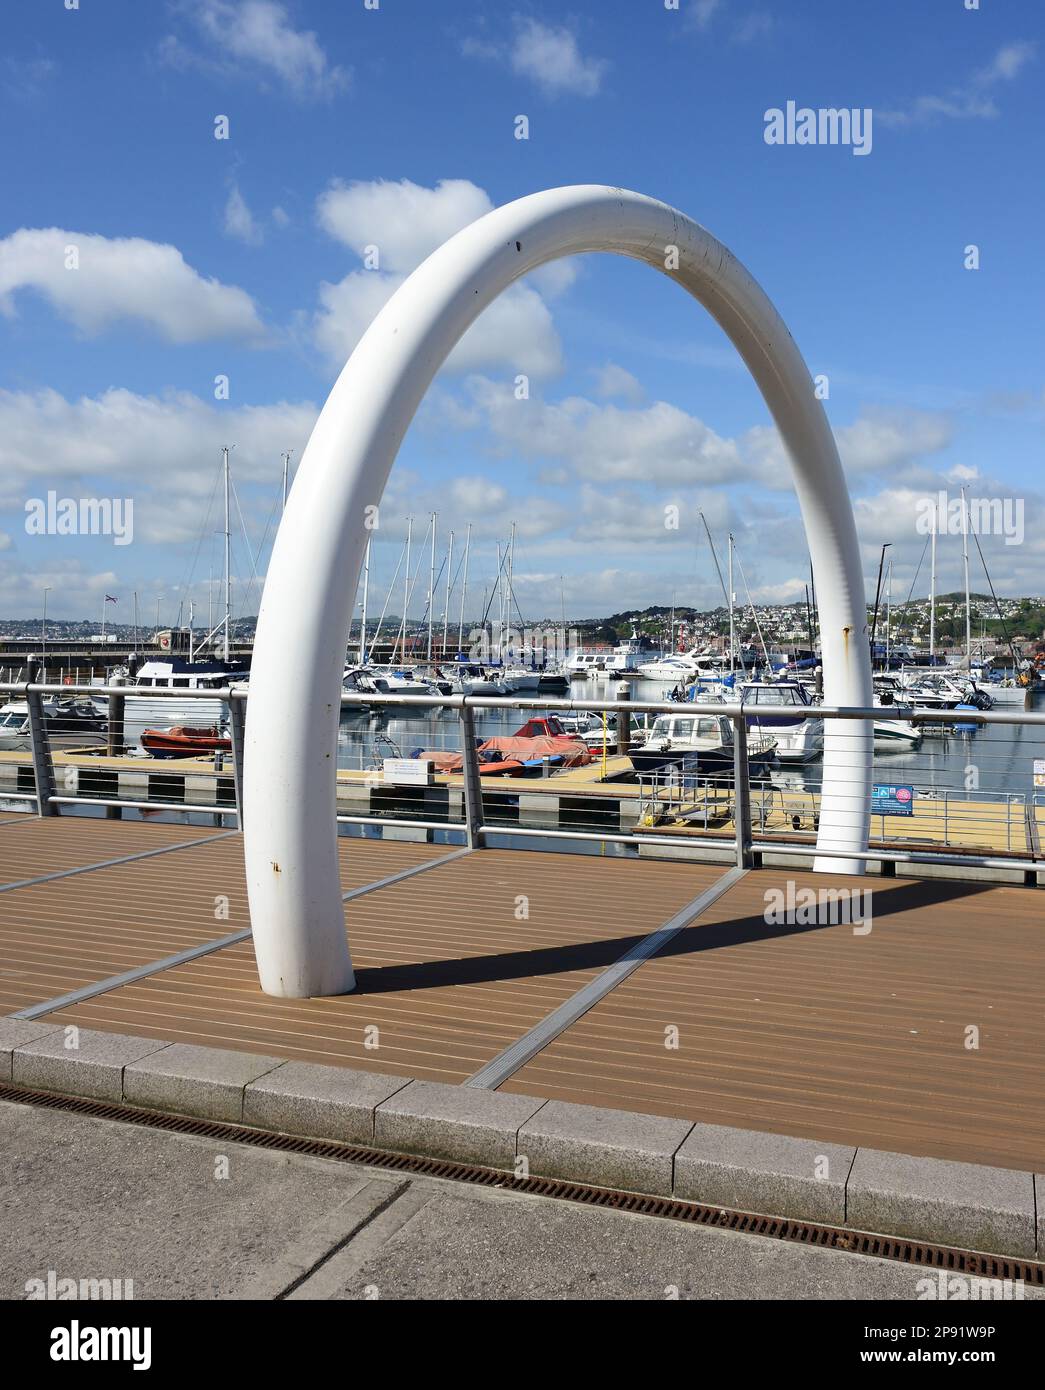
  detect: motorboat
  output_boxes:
[740,680,823,764]
[124,657,248,730]
[628,711,777,778]
[635,654,702,682]
[566,631,660,678]
[0,696,109,751]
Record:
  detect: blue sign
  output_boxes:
[872,783,915,817]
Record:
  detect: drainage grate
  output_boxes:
[1,1081,1041,1284]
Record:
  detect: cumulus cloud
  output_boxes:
[880,39,1036,127]
[462,16,607,97]
[162,0,348,100]
[0,386,317,541]
[743,408,953,488]
[316,177,493,272]
[313,178,563,377]
[0,228,265,343]
[454,376,745,486]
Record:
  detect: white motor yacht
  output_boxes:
[740,680,824,764]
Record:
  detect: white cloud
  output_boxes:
[880,39,1036,127]
[0,386,317,542]
[462,17,607,97]
[509,18,608,97]
[592,363,645,404]
[0,228,265,343]
[313,178,562,377]
[316,178,493,272]
[743,408,953,486]
[165,0,349,99]
[223,183,262,244]
[458,377,745,485]
[313,270,562,378]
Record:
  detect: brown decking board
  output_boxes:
[0,815,223,885]
[39,849,724,1084]
[0,822,450,1015]
[500,869,1045,1173]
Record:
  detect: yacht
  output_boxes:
[566,631,660,678]
[359,665,448,707]
[438,662,507,696]
[628,711,777,778]
[635,654,702,682]
[123,657,248,731]
[740,679,824,764]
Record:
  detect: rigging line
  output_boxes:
[970,525,1019,659]
[176,460,222,602]
[698,511,730,608]
[229,477,263,621]
[898,533,931,622]
[732,547,771,669]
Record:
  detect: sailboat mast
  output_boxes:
[961,485,972,663]
[506,520,516,657]
[727,534,735,676]
[396,515,412,663]
[427,511,436,663]
[495,542,503,659]
[458,523,471,653]
[222,445,231,663]
[442,530,454,656]
[359,535,370,663]
[929,510,937,661]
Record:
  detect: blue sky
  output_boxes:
[1,0,1042,625]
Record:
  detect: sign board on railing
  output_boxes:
[1034,759,1045,789]
[872,783,915,817]
[383,758,433,786]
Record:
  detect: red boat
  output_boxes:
[141,725,231,758]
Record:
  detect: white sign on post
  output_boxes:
[383,758,433,786]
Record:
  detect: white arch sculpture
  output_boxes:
[243,185,872,998]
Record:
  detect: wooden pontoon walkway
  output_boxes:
[1,815,1042,1173]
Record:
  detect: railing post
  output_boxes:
[25,668,57,818]
[458,701,485,849]
[106,676,126,820]
[228,690,246,830]
[732,712,753,869]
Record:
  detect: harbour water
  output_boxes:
[336,675,1045,803]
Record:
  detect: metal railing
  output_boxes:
[2,679,1044,878]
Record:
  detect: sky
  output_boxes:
[1,0,1042,628]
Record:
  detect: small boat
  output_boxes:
[141,725,231,758]
[0,697,109,751]
[740,680,823,764]
[628,712,777,778]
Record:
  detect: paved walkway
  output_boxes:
[4,1100,1031,1302]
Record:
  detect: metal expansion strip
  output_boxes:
[465,864,749,1090]
[0,829,241,895]
[13,846,473,1020]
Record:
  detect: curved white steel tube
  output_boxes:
[244,185,872,997]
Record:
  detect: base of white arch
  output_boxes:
[243,185,873,998]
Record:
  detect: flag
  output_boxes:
[105,594,118,603]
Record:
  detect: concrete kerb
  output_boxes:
[2,1021,1040,1259]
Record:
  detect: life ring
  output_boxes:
[63,676,73,686]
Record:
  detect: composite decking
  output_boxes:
[1,814,1042,1172]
